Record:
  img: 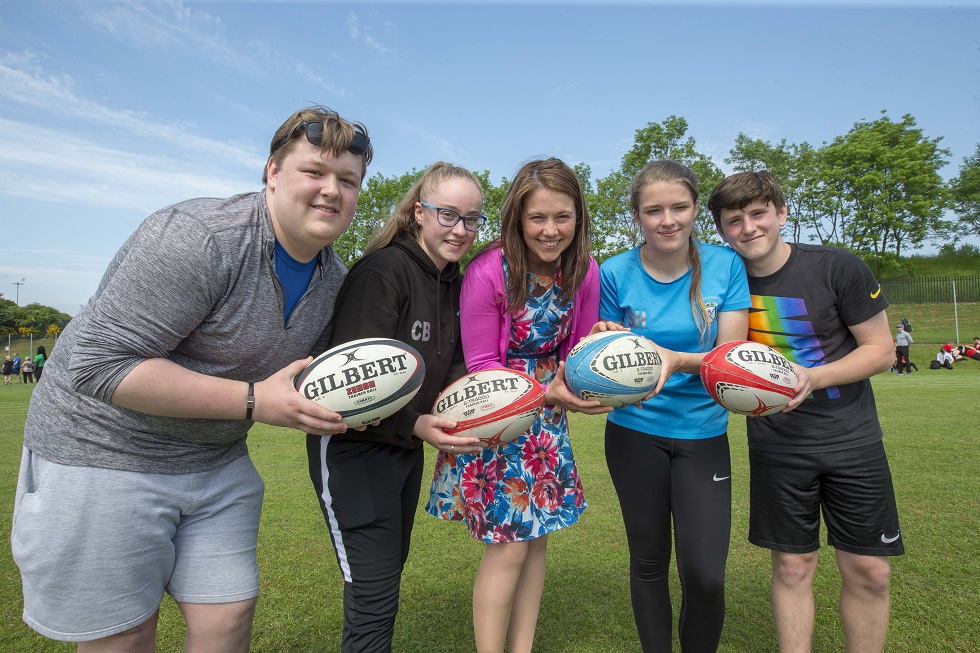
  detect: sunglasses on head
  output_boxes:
[273,120,370,156]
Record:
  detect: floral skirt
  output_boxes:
[426,401,586,543]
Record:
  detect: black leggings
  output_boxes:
[605,421,731,653]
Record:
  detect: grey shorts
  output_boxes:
[11,448,264,642]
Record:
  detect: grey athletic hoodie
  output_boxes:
[24,192,347,473]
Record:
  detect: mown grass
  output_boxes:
[878,302,979,346]
[2,362,978,652]
[900,253,980,278]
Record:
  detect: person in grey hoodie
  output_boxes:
[308,162,485,653]
[895,322,913,374]
[12,105,372,652]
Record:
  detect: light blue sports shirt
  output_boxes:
[599,242,751,439]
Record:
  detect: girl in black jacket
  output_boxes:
[308,162,485,652]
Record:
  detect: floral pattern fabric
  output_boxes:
[426,266,587,542]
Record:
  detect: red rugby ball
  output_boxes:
[700,340,798,417]
[432,368,545,448]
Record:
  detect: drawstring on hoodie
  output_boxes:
[435,273,442,358]
[435,266,458,359]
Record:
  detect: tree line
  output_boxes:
[6,111,977,324]
[0,299,71,338]
[336,110,980,275]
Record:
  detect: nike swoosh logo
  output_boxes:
[880,532,900,544]
[713,474,730,482]
[870,287,881,299]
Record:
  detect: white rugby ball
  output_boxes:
[433,368,545,448]
[565,331,662,407]
[700,340,798,416]
[295,338,425,427]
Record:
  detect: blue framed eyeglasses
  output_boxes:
[274,121,370,157]
[419,201,486,232]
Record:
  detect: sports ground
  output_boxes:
[1,356,977,651]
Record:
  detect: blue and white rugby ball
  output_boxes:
[565,331,661,407]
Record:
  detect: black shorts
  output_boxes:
[748,441,904,556]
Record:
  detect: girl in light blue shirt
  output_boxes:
[599,160,749,652]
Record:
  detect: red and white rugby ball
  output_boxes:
[433,368,545,448]
[295,338,425,427]
[700,340,798,417]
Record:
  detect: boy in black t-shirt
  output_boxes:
[708,171,903,653]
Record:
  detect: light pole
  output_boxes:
[12,278,25,306]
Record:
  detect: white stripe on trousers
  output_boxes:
[317,435,352,583]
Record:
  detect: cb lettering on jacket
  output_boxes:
[412,320,430,341]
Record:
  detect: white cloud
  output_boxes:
[294,62,351,99]
[347,11,394,55]
[0,118,255,214]
[81,0,252,74]
[0,59,264,170]
[397,120,464,162]
[347,12,362,39]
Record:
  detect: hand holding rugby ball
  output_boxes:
[564,331,662,407]
[700,340,798,416]
[432,368,545,448]
[295,338,425,427]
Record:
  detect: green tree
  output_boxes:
[950,143,980,238]
[0,295,17,333]
[333,168,426,267]
[592,116,722,263]
[467,170,510,264]
[820,112,951,268]
[726,135,826,245]
[16,303,71,333]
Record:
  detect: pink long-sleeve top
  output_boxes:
[459,247,600,389]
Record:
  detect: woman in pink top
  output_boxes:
[427,158,613,653]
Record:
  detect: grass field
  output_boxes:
[899,253,980,278]
[1,360,978,652]
[884,302,980,347]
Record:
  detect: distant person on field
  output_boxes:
[12,105,372,652]
[2,355,12,384]
[709,170,903,653]
[966,338,980,361]
[20,357,35,384]
[950,343,964,362]
[12,352,21,382]
[936,343,955,368]
[32,345,46,382]
[895,322,913,375]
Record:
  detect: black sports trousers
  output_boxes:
[307,435,423,653]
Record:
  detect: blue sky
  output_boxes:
[1,0,978,315]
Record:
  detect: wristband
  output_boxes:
[245,382,255,420]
